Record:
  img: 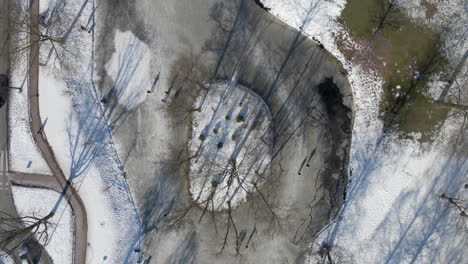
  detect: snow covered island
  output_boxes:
[188,81,273,211]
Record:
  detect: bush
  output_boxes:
[211,179,218,187]
[236,114,245,122]
[225,114,231,120]
[213,128,219,134]
[217,142,224,149]
[252,119,261,130]
[231,134,238,141]
[199,134,206,141]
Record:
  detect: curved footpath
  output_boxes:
[9,173,62,192]
[27,0,88,263]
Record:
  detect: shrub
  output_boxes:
[199,134,206,141]
[213,128,219,134]
[252,119,261,130]
[211,179,218,187]
[225,114,231,120]
[217,142,224,149]
[236,114,245,122]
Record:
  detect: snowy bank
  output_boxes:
[308,115,467,264]
[261,0,467,263]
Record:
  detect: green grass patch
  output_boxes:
[339,0,449,141]
[396,94,449,142]
[338,0,383,38]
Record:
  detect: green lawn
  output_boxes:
[338,0,449,141]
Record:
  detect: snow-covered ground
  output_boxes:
[308,117,467,264]
[261,0,467,263]
[8,78,51,175]
[38,65,120,263]
[8,0,51,175]
[11,186,73,264]
[39,0,55,14]
[0,251,13,264]
[37,1,141,263]
[105,30,151,110]
[189,81,273,210]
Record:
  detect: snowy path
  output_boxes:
[26,0,88,263]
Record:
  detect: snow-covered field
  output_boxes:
[35,0,141,263]
[38,65,121,263]
[309,118,467,264]
[8,0,51,175]
[189,81,273,210]
[12,186,73,264]
[8,76,51,175]
[261,0,467,263]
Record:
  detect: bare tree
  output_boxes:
[351,0,401,58]
[163,54,210,121]
[8,2,64,57]
[317,243,355,264]
[370,0,400,37]
[383,36,445,131]
[0,211,53,257]
[8,0,86,71]
[440,193,468,218]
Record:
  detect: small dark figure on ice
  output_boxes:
[253,0,271,11]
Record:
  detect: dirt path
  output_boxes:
[28,0,87,263]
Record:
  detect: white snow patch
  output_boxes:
[74,166,117,263]
[39,0,54,14]
[105,30,151,110]
[39,69,73,173]
[261,0,346,51]
[0,251,14,264]
[12,186,73,264]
